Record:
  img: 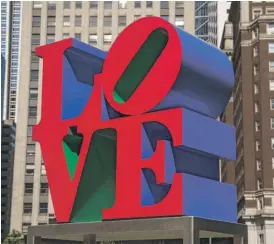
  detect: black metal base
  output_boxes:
[27,216,247,244]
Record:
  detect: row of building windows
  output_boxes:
[36,14,184,28]
[252,7,274,19]
[256,158,274,171]
[33,1,184,10]
[255,138,274,151]
[23,202,48,214]
[253,61,274,76]
[25,163,46,176]
[256,178,274,190]
[252,23,274,38]
[24,183,48,196]
[254,98,274,114]
[253,42,274,57]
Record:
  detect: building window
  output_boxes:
[118,1,126,9]
[27,126,32,137]
[254,64,259,75]
[63,16,70,27]
[270,99,274,110]
[28,106,37,117]
[26,167,34,175]
[75,1,82,9]
[146,1,153,8]
[175,15,184,28]
[118,16,126,26]
[63,33,70,39]
[75,16,82,27]
[134,15,141,21]
[271,118,274,130]
[256,140,261,151]
[63,1,70,9]
[47,16,55,26]
[269,80,274,91]
[253,46,258,56]
[33,1,42,9]
[160,1,169,9]
[267,23,274,35]
[269,61,274,72]
[175,1,184,9]
[255,121,260,132]
[90,1,98,8]
[32,16,41,26]
[39,203,48,214]
[41,165,46,175]
[31,52,39,62]
[103,34,112,44]
[104,1,112,9]
[48,2,56,10]
[272,157,274,169]
[23,203,32,214]
[75,33,81,40]
[104,16,112,27]
[40,183,48,195]
[25,183,33,195]
[269,43,274,53]
[134,1,141,8]
[27,144,35,154]
[31,34,40,45]
[257,179,262,190]
[254,84,259,94]
[266,9,274,15]
[31,70,39,81]
[271,138,274,149]
[46,35,55,44]
[161,15,169,21]
[89,16,97,27]
[256,160,261,171]
[255,102,259,113]
[89,34,97,45]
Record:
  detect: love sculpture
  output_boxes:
[33,17,237,223]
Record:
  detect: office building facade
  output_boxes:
[1,1,21,121]
[1,55,5,119]
[1,120,16,238]
[221,1,274,243]
[11,0,221,234]
[195,1,222,46]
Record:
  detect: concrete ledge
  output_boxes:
[27,216,247,244]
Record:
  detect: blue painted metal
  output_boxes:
[183,173,237,222]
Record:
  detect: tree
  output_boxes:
[3,230,24,244]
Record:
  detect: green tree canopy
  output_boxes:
[3,230,24,244]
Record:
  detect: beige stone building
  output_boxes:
[11,0,222,235]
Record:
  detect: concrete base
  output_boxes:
[27,216,247,244]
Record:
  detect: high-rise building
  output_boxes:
[195,1,219,46]
[221,1,274,243]
[1,1,21,121]
[1,55,5,119]
[195,1,230,47]
[11,0,220,234]
[220,15,234,186]
[1,120,16,239]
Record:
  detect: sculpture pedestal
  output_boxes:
[27,216,247,244]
